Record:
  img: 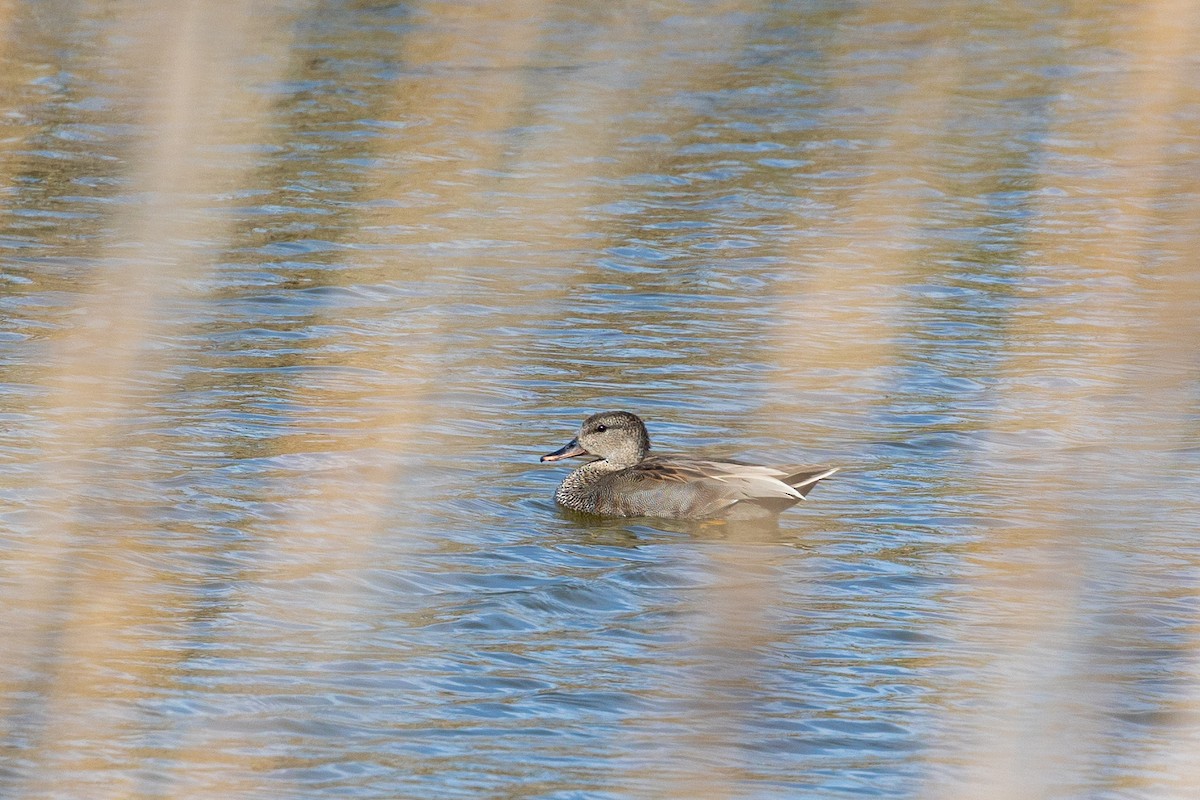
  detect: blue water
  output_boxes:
[1,1,1198,798]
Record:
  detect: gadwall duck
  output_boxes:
[540,411,837,519]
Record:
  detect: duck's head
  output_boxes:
[540,411,651,468]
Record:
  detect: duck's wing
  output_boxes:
[626,457,835,517]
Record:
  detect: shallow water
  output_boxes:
[1,1,1199,798]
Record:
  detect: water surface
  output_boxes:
[1,1,1198,798]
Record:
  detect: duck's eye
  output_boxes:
[595,424,607,433]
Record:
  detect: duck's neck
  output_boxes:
[555,459,622,509]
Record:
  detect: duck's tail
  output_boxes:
[782,466,839,499]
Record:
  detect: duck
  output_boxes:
[539,411,837,519]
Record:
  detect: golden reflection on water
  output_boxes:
[0,0,1197,798]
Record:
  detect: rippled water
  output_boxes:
[2,1,1199,798]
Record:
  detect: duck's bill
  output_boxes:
[540,438,588,462]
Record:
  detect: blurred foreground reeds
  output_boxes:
[0,0,1198,798]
